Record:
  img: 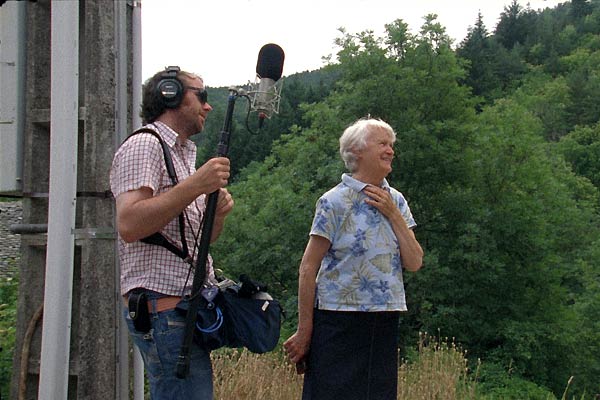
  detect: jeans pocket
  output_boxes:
[124,309,163,378]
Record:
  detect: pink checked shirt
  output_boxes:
[110,121,215,297]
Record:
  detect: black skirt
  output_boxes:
[302,309,400,400]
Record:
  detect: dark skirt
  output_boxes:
[302,309,400,400]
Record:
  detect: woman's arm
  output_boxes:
[283,235,331,364]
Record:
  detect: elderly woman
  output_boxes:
[284,118,423,400]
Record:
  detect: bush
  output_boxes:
[0,275,18,399]
[476,362,556,399]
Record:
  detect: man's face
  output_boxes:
[179,76,212,136]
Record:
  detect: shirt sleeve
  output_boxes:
[110,134,167,198]
[309,196,336,241]
[392,189,417,229]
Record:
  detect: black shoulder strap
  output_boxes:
[127,128,179,184]
[124,128,191,262]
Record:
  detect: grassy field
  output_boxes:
[211,336,583,400]
[212,334,477,400]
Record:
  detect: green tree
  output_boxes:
[456,12,498,104]
[569,0,593,23]
[495,0,530,49]
[195,72,338,178]
[510,72,573,141]
[556,123,600,190]
[411,98,600,394]
[563,49,600,127]
[457,10,533,105]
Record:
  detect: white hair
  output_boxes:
[339,118,396,172]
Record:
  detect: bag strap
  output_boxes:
[122,127,191,262]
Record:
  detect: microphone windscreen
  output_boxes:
[256,43,285,81]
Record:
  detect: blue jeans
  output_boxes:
[124,298,213,400]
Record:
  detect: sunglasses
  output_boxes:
[185,86,208,104]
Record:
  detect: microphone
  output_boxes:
[251,43,285,128]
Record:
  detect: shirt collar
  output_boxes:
[342,173,390,193]
[150,121,194,150]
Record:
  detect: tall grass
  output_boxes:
[398,333,477,400]
[212,349,303,400]
[212,333,477,400]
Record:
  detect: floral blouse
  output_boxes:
[310,174,417,312]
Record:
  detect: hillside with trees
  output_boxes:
[199,0,599,397]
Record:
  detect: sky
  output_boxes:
[141,0,565,88]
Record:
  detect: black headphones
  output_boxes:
[157,66,184,109]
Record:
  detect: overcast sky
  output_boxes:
[141,0,564,88]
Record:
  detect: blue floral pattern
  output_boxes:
[311,174,416,311]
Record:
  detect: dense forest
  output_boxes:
[197,0,600,397]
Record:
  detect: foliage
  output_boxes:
[456,13,500,105]
[476,362,557,400]
[556,123,600,190]
[195,70,338,179]
[412,97,599,394]
[509,72,573,141]
[456,0,600,128]
[0,274,18,399]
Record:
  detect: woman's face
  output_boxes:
[355,127,395,178]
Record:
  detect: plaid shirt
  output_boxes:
[110,121,215,297]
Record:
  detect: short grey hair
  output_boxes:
[339,118,396,172]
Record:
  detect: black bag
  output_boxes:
[176,291,228,350]
[176,283,282,353]
[220,290,282,353]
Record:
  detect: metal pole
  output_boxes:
[176,90,238,378]
[131,1,146,399]
[38,1,79,399]
[114,1,130,398]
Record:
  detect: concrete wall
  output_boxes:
[7,1,133,398]
[0,201,21,279]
